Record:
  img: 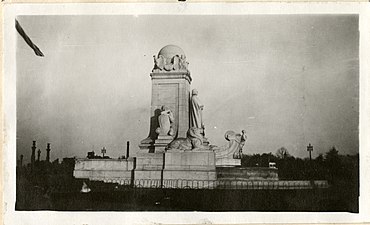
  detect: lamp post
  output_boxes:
[307,143,314,186]
[101,147,107,158]
[307,143,313,161]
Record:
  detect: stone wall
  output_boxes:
[163,151,217,182]
[217,167,279,180]
[73,158,134,182]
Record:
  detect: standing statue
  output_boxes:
[234,130,247,159]
[172,55,180,71]
[179,55,188,70]
[190,89,205,136]
[156,106,174,137]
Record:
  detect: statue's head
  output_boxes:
[192,89,198,96]
[161,105,170,111]
[242,130,246,134]
[188,127,202,138]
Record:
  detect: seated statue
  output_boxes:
[166,127,205,151]
[153,55,165,72]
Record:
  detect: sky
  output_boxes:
[16,15,359,163]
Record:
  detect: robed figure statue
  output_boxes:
[190,89,205,136]
[156,105,174,137]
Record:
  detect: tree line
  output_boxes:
[241,146,359,185]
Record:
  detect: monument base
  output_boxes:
[203,137,210,146]
[73,158,134,183]
[138,137,155,153]
[154,136,173,153]
[134,152,164,180]
[135,152,164,170]
[163,151,217,183]
[139,136,173,153]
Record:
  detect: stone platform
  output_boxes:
[216,158,241,167]
[134,152,164,180]
[83,151,216,188]
[74,151,218,188]
[161,151,217,188]
[217,167,279,180]
[72,158,331,190]
[73,158,134,183]
[163,151,216,179]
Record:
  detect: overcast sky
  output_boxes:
[16,15,359,162]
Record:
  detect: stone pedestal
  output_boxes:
[135,151,217,180]
[139,72,192,153]
[153,135,174,153]
[163,151,217,186]
[134,152,164,180]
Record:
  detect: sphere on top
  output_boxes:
[158,45,185,58]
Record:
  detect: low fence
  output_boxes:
[86,178,329,190]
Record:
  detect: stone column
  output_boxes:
[46,143,51,162]
[152,72,191,137]
[139,72,191,153]
[136,45,192,182]
[37,149,41,161]
[139,45,191,153]
[31,141,36,166]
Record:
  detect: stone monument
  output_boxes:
[135,45,217,183]
[136,45,193,181]
[139,45,192,153]
[74,44,282,187]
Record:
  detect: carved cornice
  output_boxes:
[150,72,192,83]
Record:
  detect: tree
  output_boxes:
[315,153,324,162]
[325,146,340,170]
[325,146,342,183]
[325,146,339,162]
[276,147,290,159]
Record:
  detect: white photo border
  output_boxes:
[3,3,370,225]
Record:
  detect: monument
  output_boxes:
[74,44,282,187]
[134,45,217,184]
[139,45,192,153]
